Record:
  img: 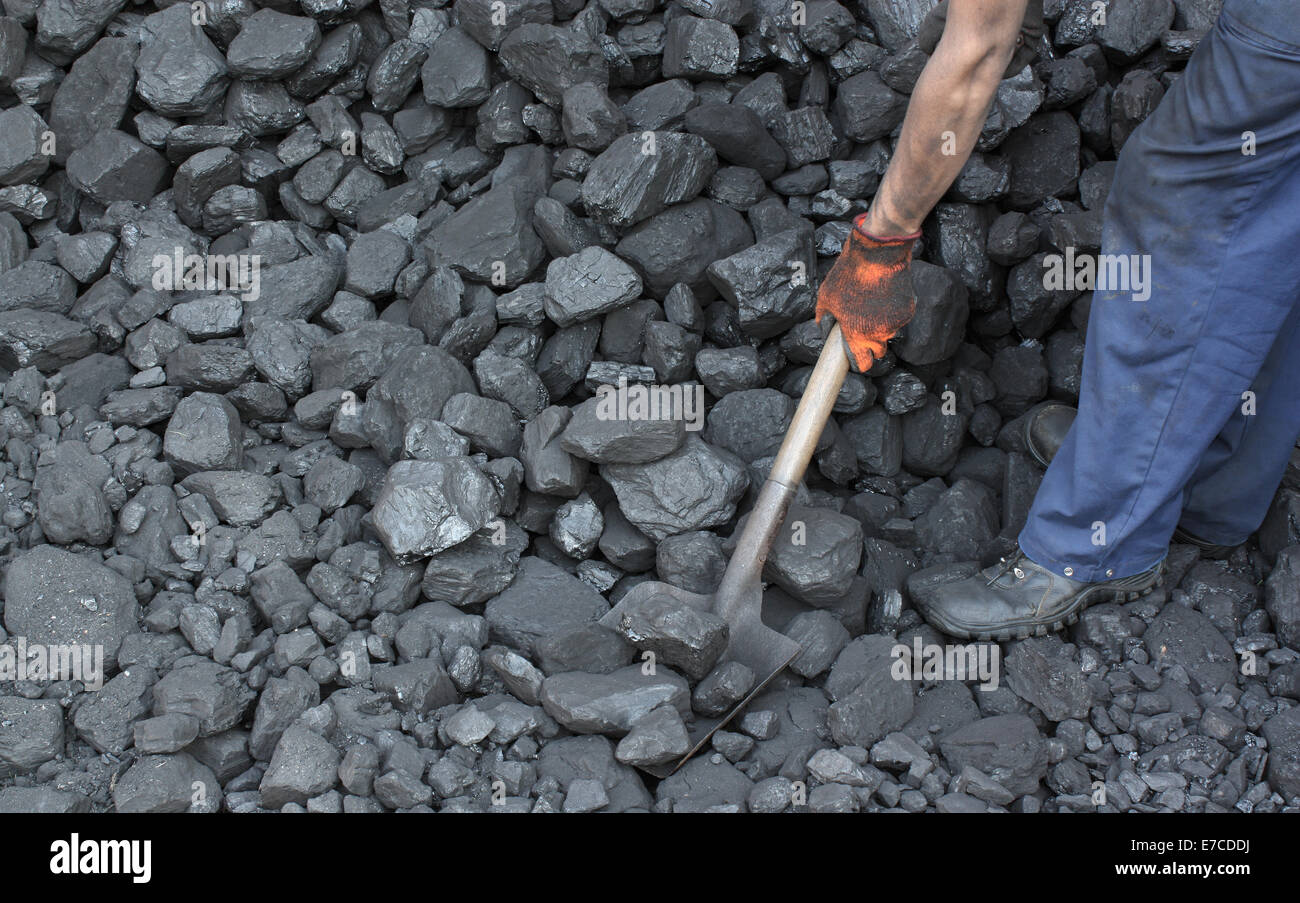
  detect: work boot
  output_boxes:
[1023,403,1243,560]
[1023,402,1076,468]
[1171,526,1238,560]
[913,546,1164,642]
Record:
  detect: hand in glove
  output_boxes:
[815,213,921,373]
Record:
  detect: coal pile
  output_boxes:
[1,0,1297,815]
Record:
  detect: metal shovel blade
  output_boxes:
[599,578,801,779]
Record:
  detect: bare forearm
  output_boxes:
[864,0,1028,237]
[866,55,1005,235]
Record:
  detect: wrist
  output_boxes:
[854,210,921,243]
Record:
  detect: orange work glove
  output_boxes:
[815,213,921,373]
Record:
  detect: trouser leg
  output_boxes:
[1178,300,1300,544]
[1018,9,1300,581]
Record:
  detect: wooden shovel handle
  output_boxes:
[769,322,851,490]
[712,324,851,614]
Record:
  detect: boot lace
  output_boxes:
[987,545,1028,586]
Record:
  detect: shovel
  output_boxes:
[600,324,851,777]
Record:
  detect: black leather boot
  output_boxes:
[1171,526,1238,560]
[1023,402,1076,468]
[913,546,1164,642]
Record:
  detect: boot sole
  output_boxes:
[921,563,1166,643]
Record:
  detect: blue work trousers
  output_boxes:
[1020,1,1300,581]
